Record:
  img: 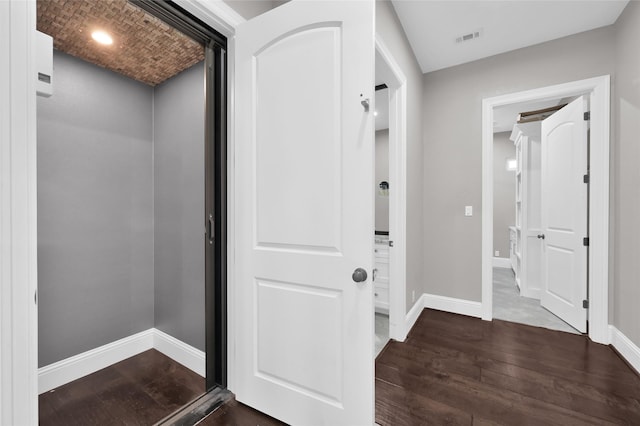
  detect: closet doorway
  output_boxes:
[35,0,227,423]
[481,76,611,344]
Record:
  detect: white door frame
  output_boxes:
[1,0,39,424]
[481,75,610,344]
[375,36,408,342]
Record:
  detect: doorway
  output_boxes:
[375,38,409,344]
[481,76,611,344]
[35,0,227,422]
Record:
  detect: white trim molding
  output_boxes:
[481,76,610,344]
[1,0,39,424]
[38,329,206,395]
[609,326,640,375]
[423,294,483,319]
[153,329,206,378]
[492,257,512,269]
[375,34,408,344]
[404,296,425,339]
[38,330,154,394]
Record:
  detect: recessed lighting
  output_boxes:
[91,31,113,45]
[374,111,378,116]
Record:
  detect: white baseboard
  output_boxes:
[153,329,205,377]
[609,325,640,375]
[38,328,206,394]
[404,295,425,338]
[492,257,512,269]
[38,329,154,394]
[423,293,482,319]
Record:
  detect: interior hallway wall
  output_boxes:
[378,0,424,313]
[422,25,616,302]
[493,132,515,259]
[153,62,206,351]
[612,0,640,347]
[37,51,154,367]
[375,129,390,232]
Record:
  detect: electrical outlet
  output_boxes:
[412,290,415,302]
[465,205,473,216]
[495,250,500,257]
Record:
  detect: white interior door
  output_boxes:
[540,97,588,333]
[234,1,375,424]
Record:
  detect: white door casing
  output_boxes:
[540,97,588,333]
[234,1,375,425]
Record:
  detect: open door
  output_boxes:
[234,1,375,424]
[540,97,588,333]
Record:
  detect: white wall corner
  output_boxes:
[152,329,206,378]
[403,295,425,340]
[492,257,512,269]
[37,329,154,394]
[423,294,483,319]
[609,325,640,376]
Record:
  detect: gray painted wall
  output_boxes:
[493,132,515,258]
[613,1,640,347]
[37,51,154,366]
[422,25,616,302]
[153,62,206,351]
[378,0,424,313]
[375,129,390,232]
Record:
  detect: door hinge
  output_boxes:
[388,240,394,247]
[583,237,589,246]
[584,111,591,121]
[583,174,589,184]
[583,299,589,309]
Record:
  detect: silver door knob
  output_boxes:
[352,268,368,283]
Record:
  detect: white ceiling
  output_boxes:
[391,0,629,74]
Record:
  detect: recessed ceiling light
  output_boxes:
[91,31,113,45]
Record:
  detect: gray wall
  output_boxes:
[612,1,640,347]
[422,25,616,301]
[375,129,389,232]
[153,62,206,351]
[378,0,424,312]
[37,51,154,366]
[493,132,515,258]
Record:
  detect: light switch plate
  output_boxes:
[465,206,473,216]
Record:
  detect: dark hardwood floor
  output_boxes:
[39,349,205,425]
[39,311,640,425]
[375,309,640,425]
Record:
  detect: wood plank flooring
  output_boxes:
[39,311,640,425]
[375,309,640,426]
[39,349,205,425]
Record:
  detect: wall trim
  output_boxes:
[492,257,511,269]
[404,295,425,339]
[38,330,154,394]
[423,294,483,318]
[38,329,206,395]
[609,326,640,376]
[153,329,206,377]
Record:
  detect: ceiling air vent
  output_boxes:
[456,29,482,44]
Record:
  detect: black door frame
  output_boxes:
[131,0,227,391]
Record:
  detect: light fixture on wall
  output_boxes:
[91,30,113,45]
[506,158,517,171]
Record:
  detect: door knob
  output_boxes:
[352,268,368,283]
[537,234,545,239]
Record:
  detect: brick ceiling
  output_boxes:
[37,0,205,86]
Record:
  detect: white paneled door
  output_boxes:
[540,97,588,333]
[234,1,375,425]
